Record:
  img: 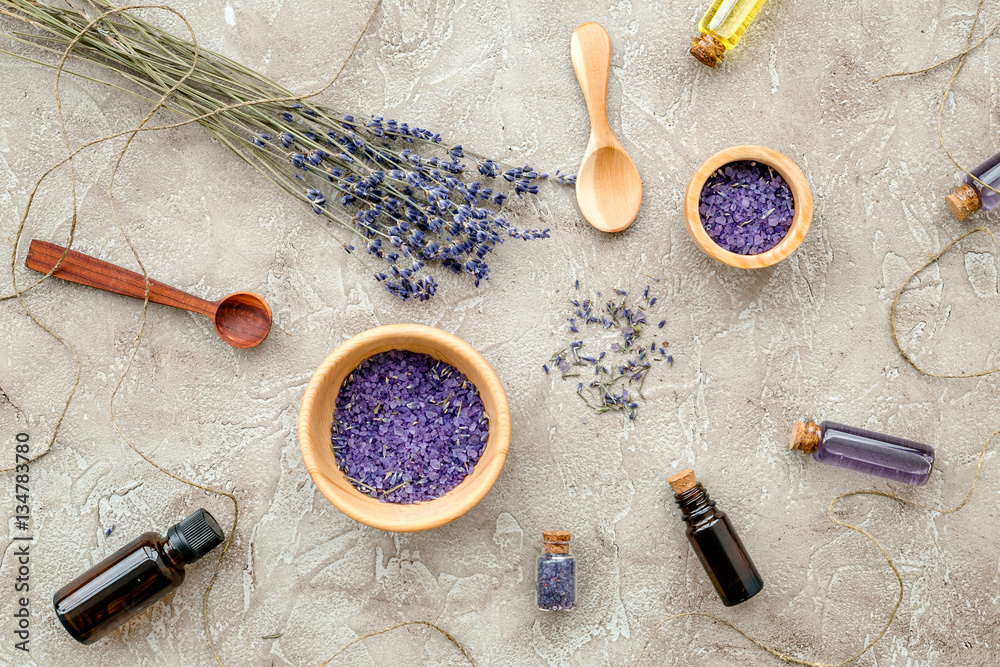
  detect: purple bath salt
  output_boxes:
[699,160,795,255]
[331,350,489,504]
[537,557,576,611]
[537,531,576,611]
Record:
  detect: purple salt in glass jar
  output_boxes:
[537,531,576,611]
[331,350,490,504]
[698,160,795,255]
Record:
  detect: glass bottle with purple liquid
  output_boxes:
[945,150,1000,220]
[790,420,935,486]
[537,531,575,611]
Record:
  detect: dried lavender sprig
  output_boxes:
[546,284,672,421]
[0,0,575,300]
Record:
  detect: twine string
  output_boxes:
[874,0,1000,200]
[890,226,1000,378]
[317,621,476,667]
[0,2,470,666]
[638,4,1000,663]
[3,0,998,665]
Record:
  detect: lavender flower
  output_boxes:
[0,0,574,301]
[547,284,673,421]
[239,107,569,300]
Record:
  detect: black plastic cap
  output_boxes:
[167,509,225,564]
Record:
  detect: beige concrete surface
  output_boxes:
[1,1,999,665]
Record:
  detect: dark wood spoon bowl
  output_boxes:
[212,291,273,348]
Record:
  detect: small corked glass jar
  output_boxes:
[790,419,935,486]
[690,0,772,68]
[944,149,1000,220]
[537,531,576,611]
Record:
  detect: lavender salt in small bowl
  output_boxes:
[298,324,511,532]
[332,350,489,504]
[684,145,813,269]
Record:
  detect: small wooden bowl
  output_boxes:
[684,145,813,269]
[298,324,511,532]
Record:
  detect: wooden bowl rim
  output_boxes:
[683,145,813,269]
[297,323,511,532]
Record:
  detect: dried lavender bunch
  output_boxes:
[544,283,672,421]
[0,0,573,300]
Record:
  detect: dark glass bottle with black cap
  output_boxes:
[53,508,225,644]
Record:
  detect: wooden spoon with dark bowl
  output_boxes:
[25,240,271,349]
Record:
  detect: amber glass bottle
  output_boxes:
[53,509,225,644]
[667,469,763,606]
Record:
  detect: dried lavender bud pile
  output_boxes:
[699,161,794,255]
[332,350,489,503]
[545,284,672,421]
[537,558,576,611]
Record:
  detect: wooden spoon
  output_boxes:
[571,22,642,233]
[25,240,272,349]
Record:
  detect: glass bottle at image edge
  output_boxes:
[667,469,764,606]
[945,150,1000,220]
[53,508,225,644]
[691,0,770,67]
[537,530,576,611]
[790,420,935,486]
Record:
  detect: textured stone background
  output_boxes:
[2,0,1000,665]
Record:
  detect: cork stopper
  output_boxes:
[690,33,726,68]
[543,530,571,554]
[945,183,982,221]
[667,469,697,494]
[789,420,822,453]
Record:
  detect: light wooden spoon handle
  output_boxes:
[571,22,613,144]
[25,240,217,317]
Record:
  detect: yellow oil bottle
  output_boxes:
[690,0,770,67]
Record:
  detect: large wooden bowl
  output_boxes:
[684,145,813,269]
[298,324,511,532]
